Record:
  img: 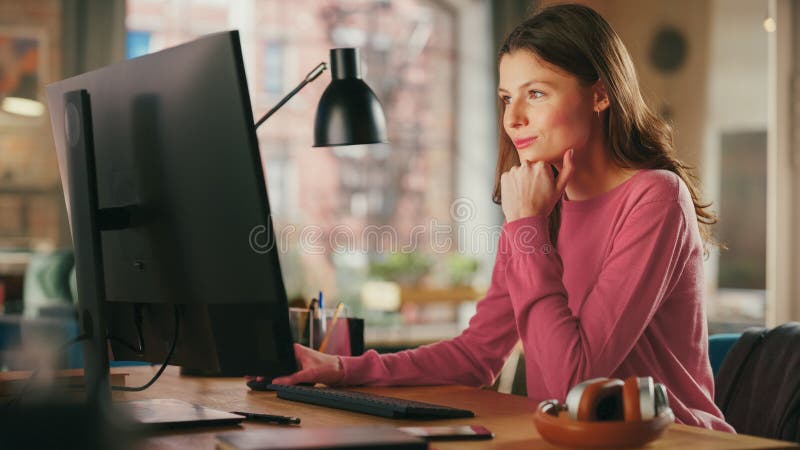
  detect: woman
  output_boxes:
[257,3,733,432]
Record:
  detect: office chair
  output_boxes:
[714,322,800,442]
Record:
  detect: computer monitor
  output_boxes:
[45,31,297,399]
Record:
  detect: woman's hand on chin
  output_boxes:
[501,148,574,222]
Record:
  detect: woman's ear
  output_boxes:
[592,79,610,113]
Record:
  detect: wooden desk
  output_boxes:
[116,366,797,450]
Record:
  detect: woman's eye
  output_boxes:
[501,96,511,105]
[529,90,544,99]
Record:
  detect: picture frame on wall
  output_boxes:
[0,26,48,127]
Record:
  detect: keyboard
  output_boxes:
[267,384,475,419]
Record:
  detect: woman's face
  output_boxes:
[498,50,596,164]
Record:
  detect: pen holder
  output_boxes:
[288,307,364,356]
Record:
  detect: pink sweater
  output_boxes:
[340,169,733,432]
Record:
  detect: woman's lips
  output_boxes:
[513,137,537,149]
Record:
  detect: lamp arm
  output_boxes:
[255,62,327,129]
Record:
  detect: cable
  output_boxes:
[107,303,146,356]
[107,336,144,356]
[111,305,179,392]
[5,303,179,404]
[61,334,91,350]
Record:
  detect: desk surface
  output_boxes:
[115,366,797,450]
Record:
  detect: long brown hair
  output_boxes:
[492,3,717,250]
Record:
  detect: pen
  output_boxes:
[308,298,317,349]
[317,291,327,337]
[231,411,301,425]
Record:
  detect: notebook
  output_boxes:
[0,368,128,399]
[215,425,428,450]
[120,398,244,428]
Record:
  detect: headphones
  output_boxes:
[533,376,674,448]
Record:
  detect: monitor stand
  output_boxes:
[64,88,112,407]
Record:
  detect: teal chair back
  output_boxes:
[22,250,75,317]
[709,333,741,377]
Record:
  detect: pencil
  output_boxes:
[318,302,345,354]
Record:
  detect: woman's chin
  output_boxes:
[518,149,561,164]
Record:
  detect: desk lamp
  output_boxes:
[255,48,388,147]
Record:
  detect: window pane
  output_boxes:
[262,42,283,94]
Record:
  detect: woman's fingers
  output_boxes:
[269,344,327,385]
[271,367,322,386]
[294,342,311,355]
[499,149,574,221]
[271,372,300,385]
[291,343,310,368]
[248,334,344,387]
[244,344,311,384]
[270,374,296,385]
[555,149,575,193]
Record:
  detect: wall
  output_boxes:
[0,0,65,250]
[767,0,800,325]
[704,0,769,323]
[546,0,712,173]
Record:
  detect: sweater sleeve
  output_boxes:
[503,199,689,398]
[339,233,520,387]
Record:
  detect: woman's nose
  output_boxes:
[507,101,529,129]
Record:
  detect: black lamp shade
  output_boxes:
[313,48,388,147]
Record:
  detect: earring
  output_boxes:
[595,109,600,120]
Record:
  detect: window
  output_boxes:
[262,42,284,94]
[261,141,292,217]
[126,30,151,59]
[708,130,768,332]
[126,0,459,306]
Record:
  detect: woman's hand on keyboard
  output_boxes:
[268,343,345,386]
